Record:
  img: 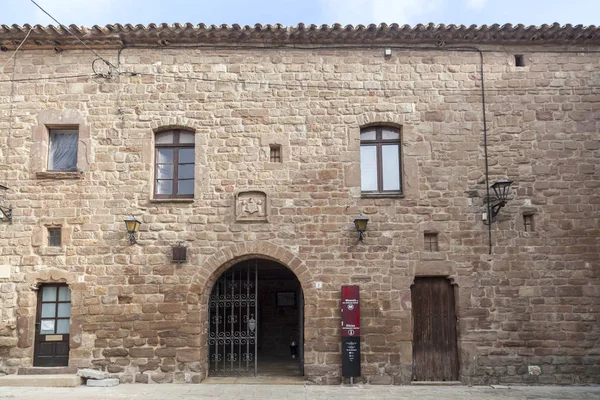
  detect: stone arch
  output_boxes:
[152,125,197,134]
[188,242,317,381]
[150,117,197,133]
[192,241,315,303]
[352,113,406,152]
[356,111,408,130]
[25,268,78,287]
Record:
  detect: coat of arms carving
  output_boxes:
[235,191,268,222]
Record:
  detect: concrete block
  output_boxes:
[86,378,119,387]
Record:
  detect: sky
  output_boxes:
[1,0,598,28]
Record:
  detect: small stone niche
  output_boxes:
[515,54,525,67]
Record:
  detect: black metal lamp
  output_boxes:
[489,179,513,220]
[353,214,369,242]
[124,215,142,245]
[0,184,11,224]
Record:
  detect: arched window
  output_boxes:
[360,126,402,194]
[154,129,195,199]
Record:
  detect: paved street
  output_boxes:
[0,384,599,400]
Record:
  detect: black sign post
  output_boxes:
[341,285,360,385]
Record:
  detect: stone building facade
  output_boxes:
[0,23,598,385]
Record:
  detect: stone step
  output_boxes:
[87,378,119,387]
[410,381,463,386]
[0,374,83,387]
[18,367,78,375]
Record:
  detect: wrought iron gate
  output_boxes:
[208,264,258,376]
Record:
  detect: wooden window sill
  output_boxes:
[36,171,82,180]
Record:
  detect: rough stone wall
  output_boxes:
[0,44,598,384]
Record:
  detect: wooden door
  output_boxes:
[411,277,458,381]
[34,284,71,367]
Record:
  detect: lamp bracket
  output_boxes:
[128,232,137,245]
[483,200,506,224]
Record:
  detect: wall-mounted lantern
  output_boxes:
[124,215,142,245]
[353,214,369,242]
[488,179,513,221]
[172,241,187,263]
[0,184,12,224]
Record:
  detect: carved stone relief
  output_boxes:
[235,191,268,222]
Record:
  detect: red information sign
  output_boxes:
[341,285,360,337]
[341,285,361,378]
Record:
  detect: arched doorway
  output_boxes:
[208,258,304,377]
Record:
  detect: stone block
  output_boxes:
[0,265,11,279]
[86,378,120,387]
[77,368,109,380]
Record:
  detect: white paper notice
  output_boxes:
[41,320,55,332]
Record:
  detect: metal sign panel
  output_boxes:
[342,336,361,377]
[341,285,360,377]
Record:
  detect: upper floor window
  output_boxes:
[270,144,282,163]
[48,227,62,247]
[49,129,79,171]
[360,126,402,194]
[424,232,439,252]
[154,129,195,199]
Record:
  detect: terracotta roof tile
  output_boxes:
[0,23,598,49]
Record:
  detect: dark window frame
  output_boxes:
[154,129,195,199]
[523,214,534,232]
[360,126,402,195]
[269,144,282,163]
[36,284,71,335]
[424,232,439,252]
[48,227,62,247]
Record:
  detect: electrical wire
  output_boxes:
[1,70,597,95]
[114,70,600,94]
[92,57,114,78]
[0,27,33,70]
[0,73,95,83]
[119,43,600,54]
[29,0,116,69]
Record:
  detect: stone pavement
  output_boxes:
[0,384,599,400]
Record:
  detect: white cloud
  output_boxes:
[318,0,443,25]
[466,0,487,10]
